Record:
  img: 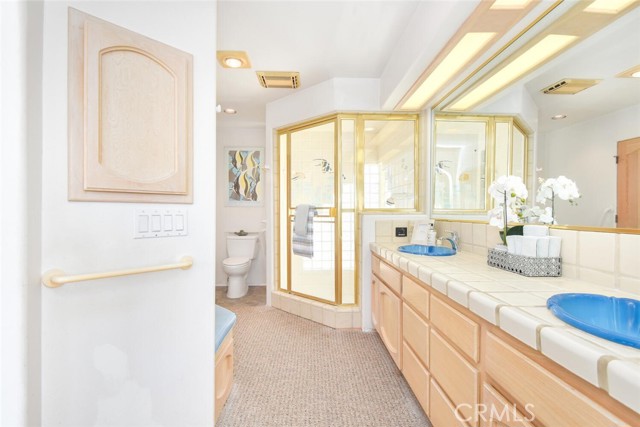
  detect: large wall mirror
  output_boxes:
[434,1,640,231]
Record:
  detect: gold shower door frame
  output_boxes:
[278,116,344,305]
[276,113,420,306]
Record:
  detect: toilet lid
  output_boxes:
[223,257,250,267]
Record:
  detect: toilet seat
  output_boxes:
[223,257,251,268]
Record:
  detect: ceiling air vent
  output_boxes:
[541,78,601,95]
[256,71,300,89]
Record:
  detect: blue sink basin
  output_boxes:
[398,244,456,256]
[547,293,640,349]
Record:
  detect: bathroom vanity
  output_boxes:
[370,244,640,427]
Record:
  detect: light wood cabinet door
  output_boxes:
[371,277,380,332]
[378,281,402,369]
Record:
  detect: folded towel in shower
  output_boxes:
[292,205,317,258]
[294,204,311,236]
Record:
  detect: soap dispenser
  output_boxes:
[426,221,437,246]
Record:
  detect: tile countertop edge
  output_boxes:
[369,242,640,414]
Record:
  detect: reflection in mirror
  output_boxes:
[433,115,528,214]
[436,3,640,230]
[433,117,488,211]
[363,118,418,210]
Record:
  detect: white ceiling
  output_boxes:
[216,0,421,128]
[524,7,640,132]
[217,2,640,132]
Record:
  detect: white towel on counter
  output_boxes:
[292,205,317,258]
[536,237,550,258]
[522,236,538,257]
[548,236,562,258]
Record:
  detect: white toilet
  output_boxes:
[222,233,259,299]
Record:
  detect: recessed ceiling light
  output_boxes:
[223,108,237,115]
[224,58,243,68]
[365,127,376,132]
[216,51,251,69]
[551,114,567,120]
[617,64,640,78]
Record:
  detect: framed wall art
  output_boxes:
[227,147,263,206]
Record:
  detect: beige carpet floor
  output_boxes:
[216,286,431,427]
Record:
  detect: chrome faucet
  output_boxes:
[441,230,459,252]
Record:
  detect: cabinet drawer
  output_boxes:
[402,275,429,319]
[430,378,470,427]
[480,384,535,427]
[430,295,479,362]
[485,333,626,427]
[402,341,429,415]
[403,303,429,367]
[379,260,402,294]
[430,329,479,427]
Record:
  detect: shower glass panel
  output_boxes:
[277,113,418,307]
[363,119,416,209]
[289,121,337,304]
[433,118,488,211]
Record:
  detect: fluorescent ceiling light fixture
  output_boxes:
[401,32,496,110]
[223,108,237,114]
[449,34,579,110]
[551,114,566,120]
[490,0,533,10]
[584,0,637,14]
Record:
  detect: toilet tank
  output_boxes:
[227,234,259,259]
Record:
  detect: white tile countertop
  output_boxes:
[370,242,640,414]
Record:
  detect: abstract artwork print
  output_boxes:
[227,147,263,206]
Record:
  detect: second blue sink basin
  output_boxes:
[547,293,640,349]
[398,244,456,256]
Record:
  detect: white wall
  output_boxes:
[40,2,216,426]
[1,2,44,425]
[216,126,267,286]
[538,104,640,227]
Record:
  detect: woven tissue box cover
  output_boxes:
[487,248,561,277]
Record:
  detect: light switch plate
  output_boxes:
[135,209,188,238]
